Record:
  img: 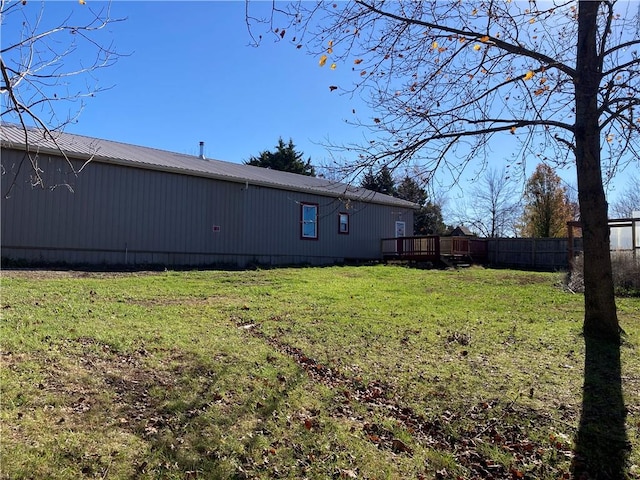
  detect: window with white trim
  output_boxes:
[338,213,349,234]
[301,203,318,239]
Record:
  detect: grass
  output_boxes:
[1,266,639,479]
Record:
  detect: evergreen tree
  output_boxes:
[396,176,427,205]
[395,176,446,235]
[416,202,447,235]
[360,167,378,192]
[245,138,316,176]
[360,166,396,196]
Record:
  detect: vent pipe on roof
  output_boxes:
[199,141,206,160]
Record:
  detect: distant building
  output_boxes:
[450,225,474,237]
[1,124,416,267]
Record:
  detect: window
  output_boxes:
[301,203,318,239]
[338,213,349,234]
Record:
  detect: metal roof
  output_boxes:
[1,123,417,209]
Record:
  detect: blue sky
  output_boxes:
[3,0,637,210]
[6,1,367,164]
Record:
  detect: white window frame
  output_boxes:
[338,212,349,234]
[301,203,318,239]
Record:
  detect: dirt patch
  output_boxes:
[1,269,165,280]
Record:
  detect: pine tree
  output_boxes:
[395,176,446,235]
[360,166,396,196]
[245,138,316,176]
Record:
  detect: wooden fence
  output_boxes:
[382,235,571,269]
[382,217,638,270]
[486,237,582,271]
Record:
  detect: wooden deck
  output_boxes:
[381,236,488,265]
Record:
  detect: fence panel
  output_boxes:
[487,237,576,270]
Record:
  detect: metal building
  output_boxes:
[1,124,416,267]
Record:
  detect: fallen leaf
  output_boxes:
[392,438,413,454]
[340,469,357,478]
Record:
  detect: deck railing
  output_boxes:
[381,236,440,259]
[381,236,487,262]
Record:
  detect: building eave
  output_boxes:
[0,124,419,209]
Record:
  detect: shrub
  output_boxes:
[567,252,640,297]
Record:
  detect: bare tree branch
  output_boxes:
[1,0,125,195]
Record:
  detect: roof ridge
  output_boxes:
[1,123,418,209]
[1,121,203,160]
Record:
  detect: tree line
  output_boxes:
[362,163,579,238]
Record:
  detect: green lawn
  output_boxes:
[1,266,638,479]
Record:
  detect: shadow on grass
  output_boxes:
[572,335,630,479]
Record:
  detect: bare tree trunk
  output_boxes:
[575,1,619,342]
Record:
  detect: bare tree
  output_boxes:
[610,174,640,218]
[454,167,522,238]
[250,0,640,344]
[1,0,124,193]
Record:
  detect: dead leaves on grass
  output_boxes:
[234,321,573,479]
